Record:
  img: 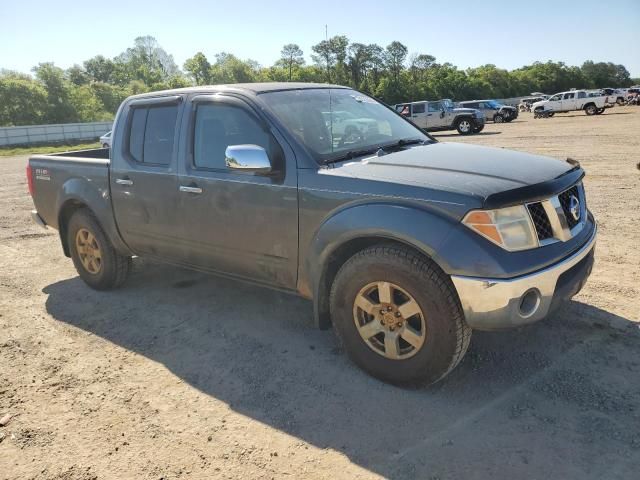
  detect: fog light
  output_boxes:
[519,289,541,318]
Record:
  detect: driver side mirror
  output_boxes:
[225,145,272,174]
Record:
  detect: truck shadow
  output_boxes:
[42,260,640,479]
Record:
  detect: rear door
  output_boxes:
[174,94,299,289]
[110,96,184,259]
[409,102,428,128]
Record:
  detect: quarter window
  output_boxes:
[127,104,178,165]
[193,103,271,170]
[428,102,442,112]
[412,103,426,114]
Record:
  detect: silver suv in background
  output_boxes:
[458,100,518,123]
[395,99,485,135]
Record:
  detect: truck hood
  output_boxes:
[453,107,482,117]
[325,142,573,201]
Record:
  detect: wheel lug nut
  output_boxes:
[395,312,401,317]
[396,322,402,328]
[379,309,385,315]
[389,326,395,331]
[387,306,392,311]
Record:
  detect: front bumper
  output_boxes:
[451,225,596,330]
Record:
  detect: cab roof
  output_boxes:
[127,82,350,100]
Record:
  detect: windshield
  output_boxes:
[261,89,430,163]
[442,99,454,110]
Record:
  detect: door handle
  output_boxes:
[179,185,203,194]
[115,178,133,186]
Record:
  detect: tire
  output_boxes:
[473,125,484,133]
[547,112,555,117]
[67,209,131,290]
[329,244,472,387]
[584,104,597,116]
[596,108,605,115]
[494,114,504,123]
[102,143,109,149]
[455,118,473,135]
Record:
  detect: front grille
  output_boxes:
[527,202,553,240]
[558,185,581,229]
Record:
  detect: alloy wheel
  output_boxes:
[352,281,426,360]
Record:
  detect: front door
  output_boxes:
[561,92,577,111]
[426,101,447,129]
[175,94,299,289]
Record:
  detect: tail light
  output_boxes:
[26,164,34,196]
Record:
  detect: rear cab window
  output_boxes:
[127,104,179,166]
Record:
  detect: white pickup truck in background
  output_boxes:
[531,90,614,116]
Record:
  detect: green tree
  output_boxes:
[0,72,48,126]
[278,44,304,81]
[184,52,212,85]
[32,63,77,123]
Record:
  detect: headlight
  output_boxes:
[462,205,538,251]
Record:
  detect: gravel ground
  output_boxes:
[1,107,639,480]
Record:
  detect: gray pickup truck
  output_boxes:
[28,83,597,386]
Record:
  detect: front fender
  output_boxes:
[303,202,459,328]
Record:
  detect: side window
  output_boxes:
[577,91,586,99]
[193,103,271,170]
[412,103,425,114]
[563,92,575,99]
[549,94,561,101]
[127,104,178,165]
[128,108,146,162]
[428,102,442,112]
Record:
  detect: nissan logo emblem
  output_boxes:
[569,195,581,221]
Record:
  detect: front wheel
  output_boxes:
[67,209,131,290]
[473,125,484,133]
[494,114,504,123]
[596,108,605,115]
[456,118,473,135]
[330,245,472,386]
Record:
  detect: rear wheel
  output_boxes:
[494,114,504,123]
[584,104,597,116]
[456,118,473,135]
[473,125,484,133]
[330,245,471,386]
[102,143,109,149]
[67,209,131,290]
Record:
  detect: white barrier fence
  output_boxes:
[0,121,113,147]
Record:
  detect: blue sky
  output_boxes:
[2,0,639,77]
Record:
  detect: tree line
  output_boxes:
[0,35,636,127]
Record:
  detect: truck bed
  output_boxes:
[28,148,112,232]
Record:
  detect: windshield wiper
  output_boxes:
[379,138,429,152]
[323,138,430,165]
[323,146,383,165]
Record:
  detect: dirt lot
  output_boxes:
[1,107,639,480]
